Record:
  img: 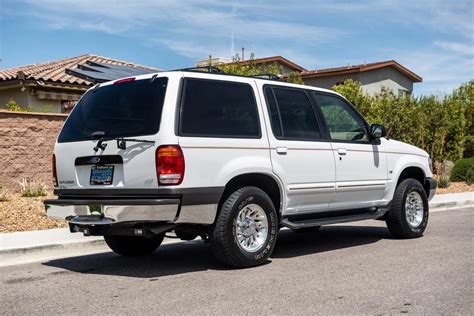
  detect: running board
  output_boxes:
[280,208,389,230]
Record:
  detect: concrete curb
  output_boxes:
[0,192,472,266]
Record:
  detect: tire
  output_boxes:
[210,186,278,268]
[292,226,321,233]
[104,233,165,256]
[386,178,429,239]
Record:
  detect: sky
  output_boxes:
[0,0,472,96]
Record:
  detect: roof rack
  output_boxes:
[173,67,282,82]
[176,66,225,74]
[252,73,281,81]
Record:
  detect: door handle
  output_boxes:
[337,148,347,155]
[276,146,288,155]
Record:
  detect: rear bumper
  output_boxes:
[45,187,224,225]
[45,198,180,225]
[426,178,437,201]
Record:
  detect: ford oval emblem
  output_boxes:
[89,157,101,164]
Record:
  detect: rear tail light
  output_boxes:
[156,145,185,185]
[114,77,135,84]
[52,154,58,187]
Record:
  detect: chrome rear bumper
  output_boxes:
[45,199,180,225]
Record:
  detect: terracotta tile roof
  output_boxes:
[237,56,307,72]
[0,54,159,86]
[300,60,422,82]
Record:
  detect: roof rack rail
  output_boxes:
[252,73,281,81]
[177,66,225,74]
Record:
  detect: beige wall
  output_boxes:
[0,110,67,191]
[0,87,66,113]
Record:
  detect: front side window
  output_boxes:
[313,93,368,142]
[180,79,260,138]
[266,87,321,140]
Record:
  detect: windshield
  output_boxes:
[58,77,168,143]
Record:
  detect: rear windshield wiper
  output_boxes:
[91,131,155,152]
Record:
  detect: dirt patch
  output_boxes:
[436,182,474,195]
[0,192,66,233]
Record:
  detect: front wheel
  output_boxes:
[104,234,165,256]
[386,178,429,238]
[210,186,278,268]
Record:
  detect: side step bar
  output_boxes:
[280,208,389,230]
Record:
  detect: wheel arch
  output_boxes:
[218,173,284,218]
[396,166,430,197]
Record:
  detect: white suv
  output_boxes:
[45,68,437,268]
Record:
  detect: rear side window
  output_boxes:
[180,79,260,138]
[58,77,168,143]
[266,87,321,140]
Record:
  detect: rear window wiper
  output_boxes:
[91,131,155,152]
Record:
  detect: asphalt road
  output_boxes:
[1,208,472,315]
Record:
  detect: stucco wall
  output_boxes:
[0,110,67,191]
[303,67,415,96]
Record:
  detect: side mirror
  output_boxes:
[370,124,387,139]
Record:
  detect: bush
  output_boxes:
[4,98,29,112]
[0,185,10,202]
[333,80,473,164]
[450,158,474,183]
[18,179,48,197]
[438,177,450,189]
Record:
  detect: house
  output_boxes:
[199,56,422,96]
[0,54,159,113]
[196,55,307,75]
[300,60,422,97]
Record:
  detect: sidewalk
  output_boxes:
[1,192,472,266]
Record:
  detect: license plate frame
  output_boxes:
[90,165,114,185]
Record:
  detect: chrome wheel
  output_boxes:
[235,204,269,253]
[405,191,424,228]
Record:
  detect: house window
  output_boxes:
[398,89,408,98]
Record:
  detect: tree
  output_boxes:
[210,53,304,84]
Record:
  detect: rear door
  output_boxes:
[261,85,336,215]
[54,75,175,190]
[312,92,388,209]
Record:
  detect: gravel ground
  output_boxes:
[0,182,472,233]
[0,192,66,233]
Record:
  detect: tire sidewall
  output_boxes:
[228,189,278,264]
[401,180,429,234]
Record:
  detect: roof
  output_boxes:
[300,60,422,82]
[236,56,307,72]
[0,54,159,86]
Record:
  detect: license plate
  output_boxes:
[90,165,114,185]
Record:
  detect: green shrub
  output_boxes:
[450,158,474,183]
[4,98,29,112]
[438,177,450,189]
[18,179,48,197]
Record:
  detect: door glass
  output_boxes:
[313,93,368,142]
[272,88,321,140]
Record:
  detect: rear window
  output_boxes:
[179,78,260,138]
[58,77,168,143]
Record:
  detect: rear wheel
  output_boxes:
[104,234,165,256]
[210,186,278,268]
[386,178,429,238]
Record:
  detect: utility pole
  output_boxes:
[241,47,245,61]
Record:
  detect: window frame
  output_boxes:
[177,77,262,139]
[263,84,328,142]
[311,91,372,144]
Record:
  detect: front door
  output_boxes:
[312,92,387,210]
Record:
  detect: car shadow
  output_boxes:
[43,225,392,279]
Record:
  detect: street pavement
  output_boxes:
[0,208,472,315]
